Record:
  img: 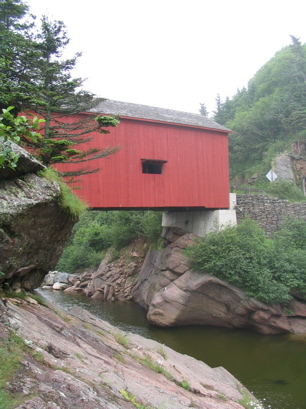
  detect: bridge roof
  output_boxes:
[91,99,229,132]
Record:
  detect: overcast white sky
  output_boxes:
[27,0,306,115]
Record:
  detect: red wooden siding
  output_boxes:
[57,116,230,209]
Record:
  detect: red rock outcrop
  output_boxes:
[63,237,148,301]
[133,228,306,334]
[0,296,257,409]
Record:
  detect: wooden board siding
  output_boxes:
[57,116,229,210]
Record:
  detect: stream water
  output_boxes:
[37,288,306,409]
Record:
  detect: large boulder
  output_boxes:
[42,271,73,287]
[0,143,75,291]
[133,228,306,335]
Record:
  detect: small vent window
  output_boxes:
[141,159,167,174]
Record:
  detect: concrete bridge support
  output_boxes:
[162,193,237,237]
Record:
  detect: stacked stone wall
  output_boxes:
[236,194,306,236]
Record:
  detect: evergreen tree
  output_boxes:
[0,1,120,180]
[212,93,227,124]
[0,0,38,115]
[213,93,233,125]
[199,102,208,117]
[23,16,119,179]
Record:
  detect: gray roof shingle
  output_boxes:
[91,99,229,132]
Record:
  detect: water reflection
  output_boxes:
[37,288,306,409]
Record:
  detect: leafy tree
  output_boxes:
[0,106,42,169]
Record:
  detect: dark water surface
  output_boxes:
[38,289,306,409]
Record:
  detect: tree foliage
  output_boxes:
[56,210,163,272]
[186,218,306,304]
[25,17,120,177]
[0,1,119,179]
[203,37,306,182]
[0,0,38,114]
[199,103,208,117]
[0,106,42,169]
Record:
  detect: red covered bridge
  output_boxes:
[58,100,230,210]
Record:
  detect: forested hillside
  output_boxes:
[210,36,306,187]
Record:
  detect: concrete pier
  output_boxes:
[162,193,237,237]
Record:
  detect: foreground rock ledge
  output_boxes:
[1,297,260,409]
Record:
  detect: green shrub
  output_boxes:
[186,218,306,304]
[56,210,163,272]
[110,217,140,249]
[140,211,163,243]
[260,180,306,202]
[0,106,43,171]
[180,380,191,391]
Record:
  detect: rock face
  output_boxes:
[132,228,306,335]
[0,296,257,409]
[63,237,148,301]
[274,154,295,183]
[0,143,75,291]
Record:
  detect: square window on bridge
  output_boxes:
[141,159,167,174]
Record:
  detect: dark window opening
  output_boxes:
[142,162,162,174]
[141,159,167,174]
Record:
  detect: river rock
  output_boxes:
[144,271,292,334]
[42,271,72,287]
[52,282,69,291]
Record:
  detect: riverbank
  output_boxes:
[45,227,306,335]
[0,293,261,409]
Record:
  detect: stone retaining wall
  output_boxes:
[236,194,306,235]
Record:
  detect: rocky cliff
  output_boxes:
[0,143,75,291]
[61,227,306,335]
[0,295,259,409]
